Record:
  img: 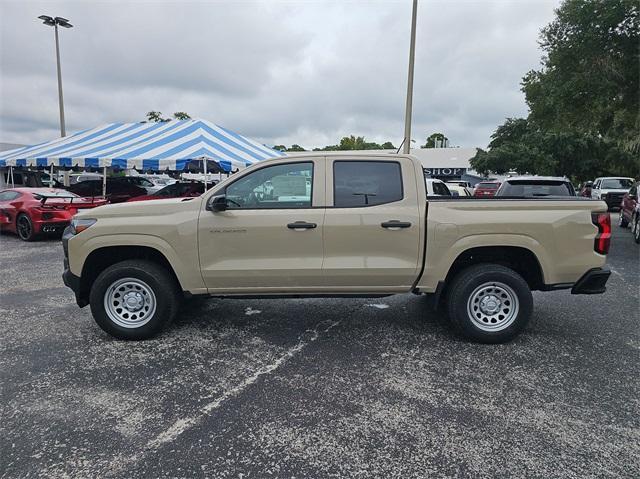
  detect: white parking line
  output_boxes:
[108,319,341,474]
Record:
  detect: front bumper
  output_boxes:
[571,267,611,295]
[62,225,88,307]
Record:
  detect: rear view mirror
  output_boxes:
[206,195,228,212]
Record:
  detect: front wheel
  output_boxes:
[633,215,640,244]
[446,264,533,344]
[89,260,180,340]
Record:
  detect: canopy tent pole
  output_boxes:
[9,166,14,188]
[50,163,55,187]
[203,158,208,192]
[102,166,107,197]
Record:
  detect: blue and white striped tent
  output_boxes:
[0,119,284,172]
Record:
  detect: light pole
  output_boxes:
[38,15,73,137]
[402,0,418,154]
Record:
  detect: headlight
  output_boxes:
[70,217,97,234]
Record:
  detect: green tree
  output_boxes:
[146,111,168,122]
[422,133,448,148]
[522,0,639,152]
[287,144,306,152]
[381,141,396,149]
[145,111,192,122]
[273,145,287,152]
[173,112,191,120]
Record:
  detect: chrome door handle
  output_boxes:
[287,221,317,230]
[381,220,411,229]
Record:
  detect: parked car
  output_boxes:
[1,169,61,189]
[140,175,177,190]
[67,173,103,185]
[496,176,576,197]
[112,176,163,194]
[63,153,611,344]
[67,179,146,203]
[619,181,639,229]
[579,181,593,197]
[447,180,474,195]
[446,183,472,197]
[0,188,106,241]
[473,181,501,197]
[591,177,634,210]
[126,181,206,202]
[425,178,452,196]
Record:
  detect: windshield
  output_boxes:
[499,180,574,197]
[477,182,499,189]
[601,179,633,189]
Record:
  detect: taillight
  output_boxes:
[591,212,611,255]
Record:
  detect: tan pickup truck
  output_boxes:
[62,153,612,343]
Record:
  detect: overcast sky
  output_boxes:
[0,0,559,149]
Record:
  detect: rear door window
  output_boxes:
[334,161,403,207]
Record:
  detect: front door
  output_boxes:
[198,159,325,293]
[322,157,422,291]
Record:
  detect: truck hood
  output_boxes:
[75,196,202,219]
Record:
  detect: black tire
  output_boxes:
[633,215,640,244]
[89,260,180,340]
[445,264,533,344]
[16,213,36,241]
[618,210,629,228]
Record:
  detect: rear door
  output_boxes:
[198,159,326,292]
[323,157,422,291]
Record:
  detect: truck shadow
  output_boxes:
[171,294,461,343]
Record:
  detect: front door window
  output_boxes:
[226,162,313,209]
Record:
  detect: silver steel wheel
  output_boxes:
[467,281,520,332]
[104,277,157,329]
[634,217,640,242]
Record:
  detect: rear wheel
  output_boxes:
[89,260,180,340]
[16,213,36,241]
[618,210,629,228]
[446,264,533,344]
[633,214,640,244]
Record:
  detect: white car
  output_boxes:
[447,180,474,195]
[591,177,634,210]
[425,178,452,196]
[446,183,472,197]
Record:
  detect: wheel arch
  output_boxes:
[444,245,545,291]
[78,245,183,305]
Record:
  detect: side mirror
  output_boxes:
[206,194,228,212]
[451,191,459,196]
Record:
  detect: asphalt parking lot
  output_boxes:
[1,226,638,478]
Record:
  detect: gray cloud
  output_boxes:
[0,0,558,149]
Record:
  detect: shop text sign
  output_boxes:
[424,168,467,177]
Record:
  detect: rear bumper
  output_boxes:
[571,267,611,295]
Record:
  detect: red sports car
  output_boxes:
[126,181,206,202]
[0,188,106,241]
